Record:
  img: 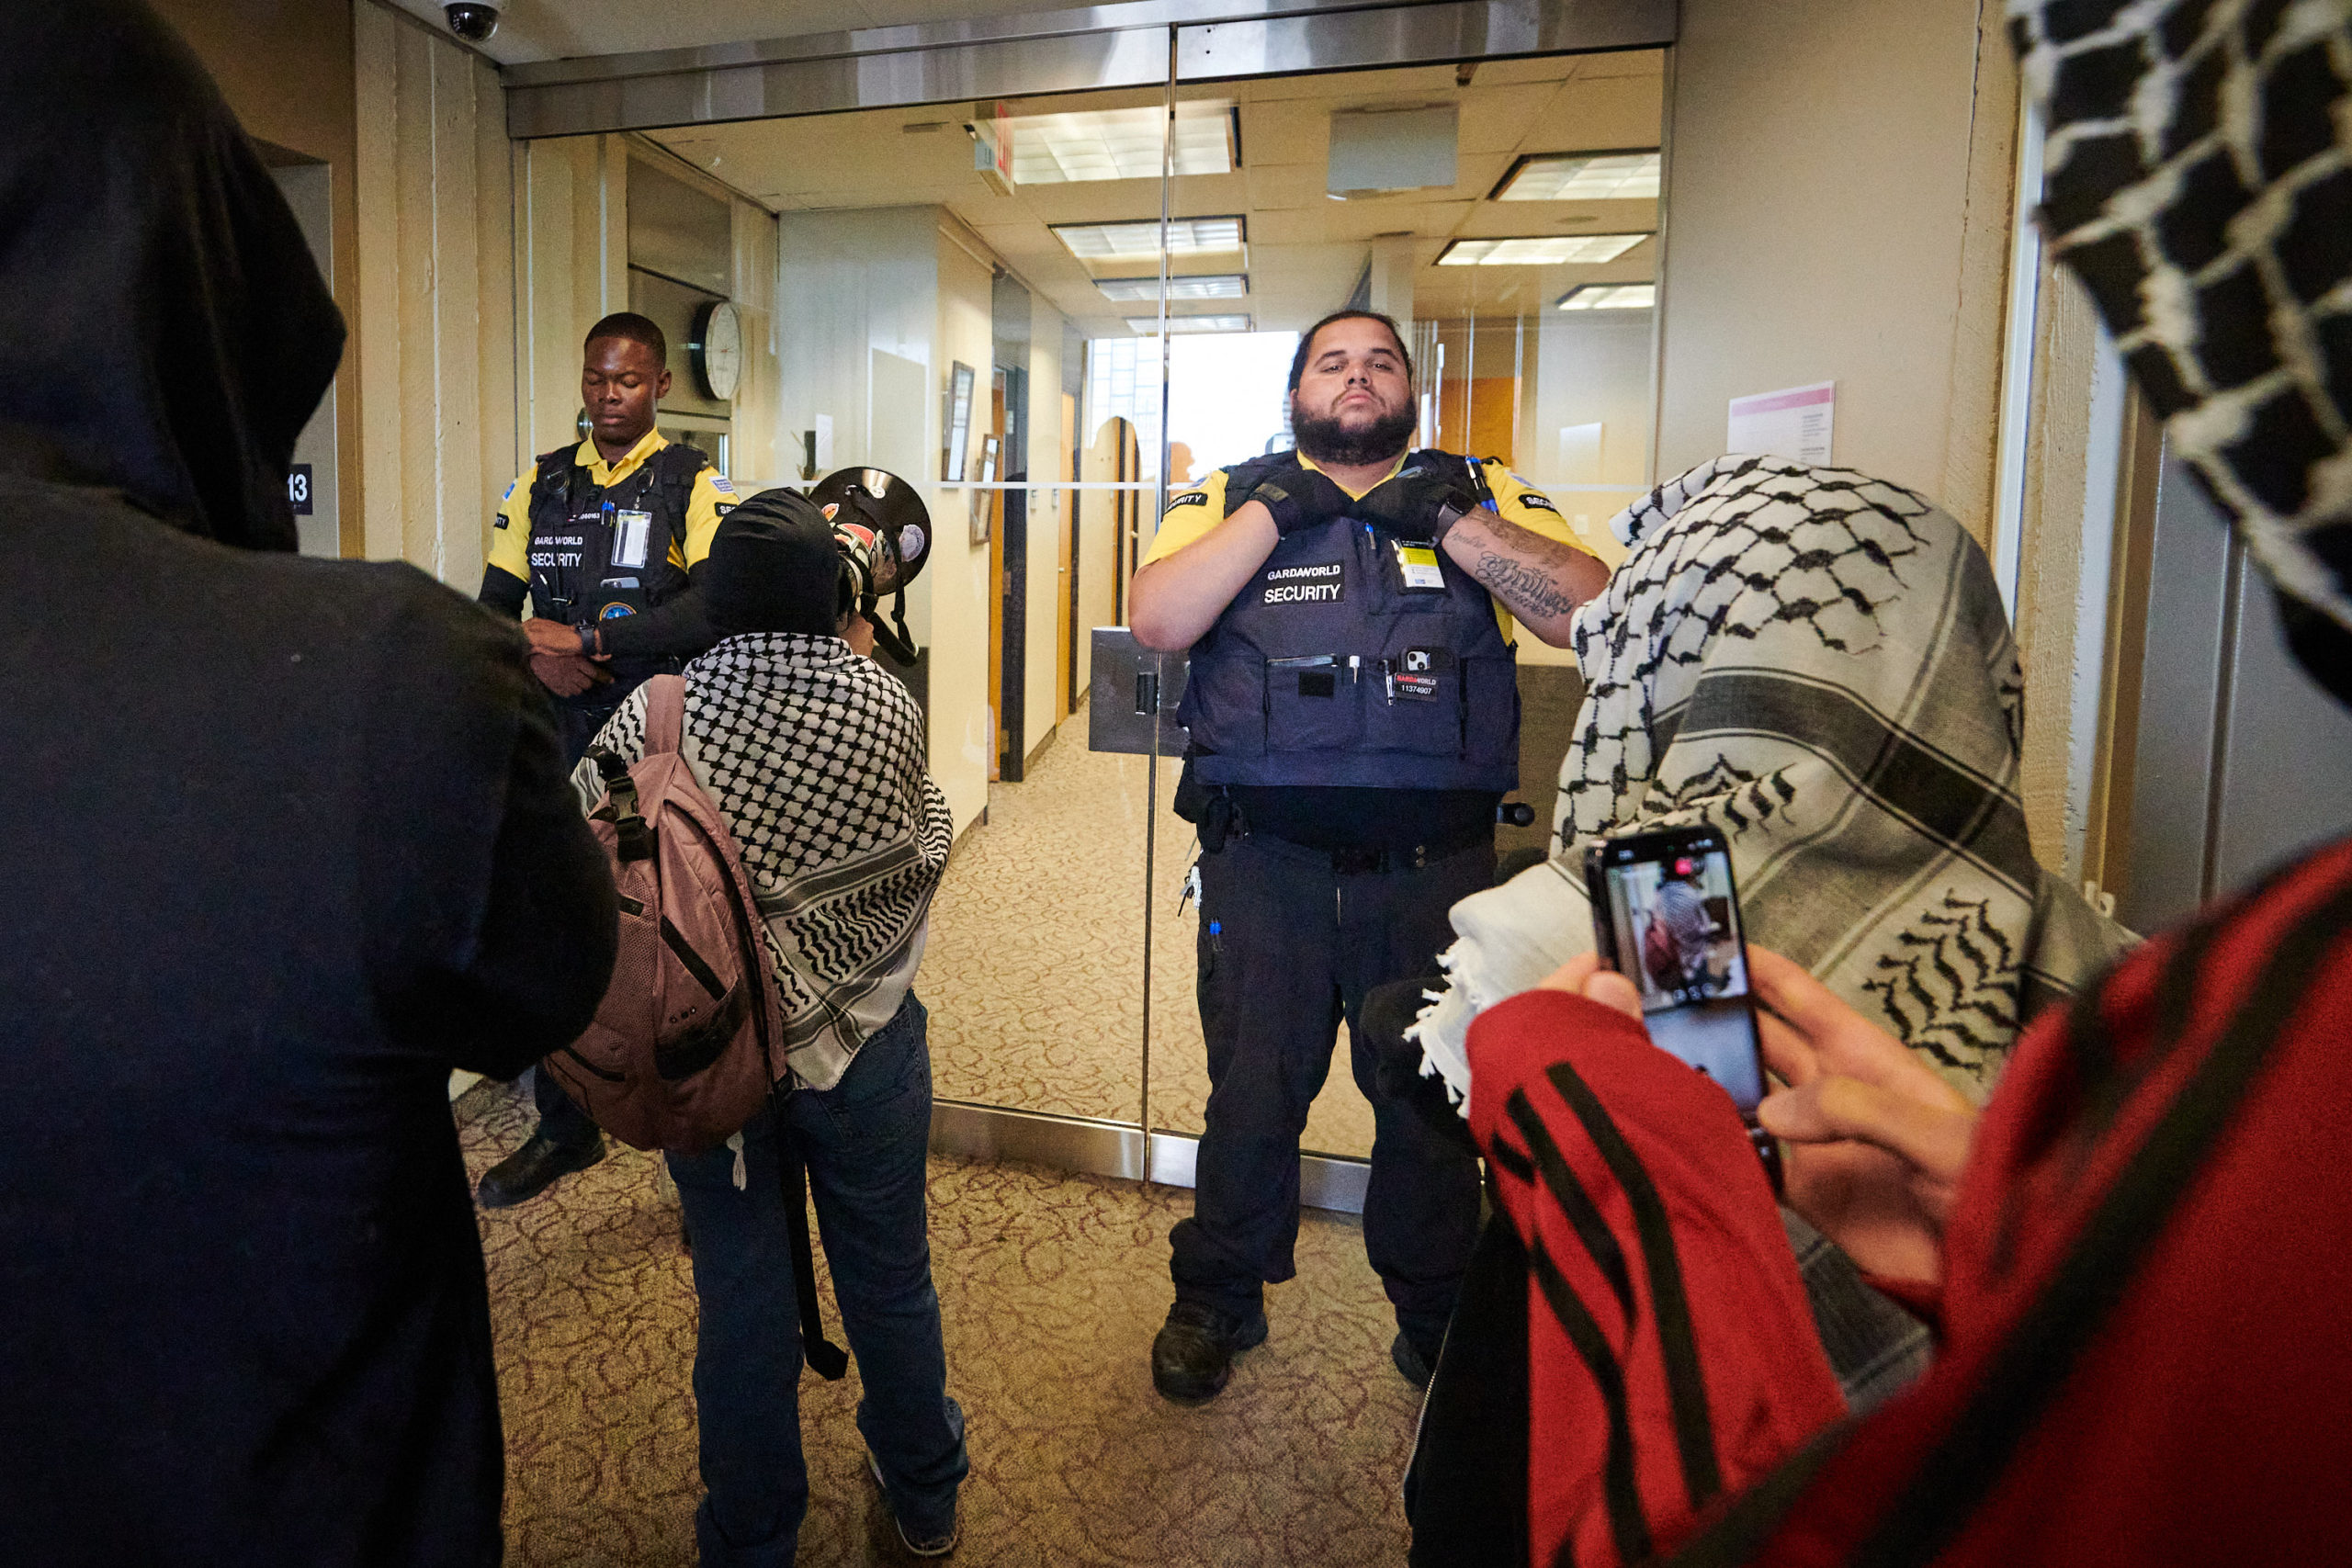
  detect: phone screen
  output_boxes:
[1591,835,1766,1113]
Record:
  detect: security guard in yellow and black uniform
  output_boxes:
[479,311,739,768]
[472,310,738,1208]
[1128,309,1610,1405]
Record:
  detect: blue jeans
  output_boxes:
[667,993,966,1565]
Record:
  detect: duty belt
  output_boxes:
[1256,825,1491,874]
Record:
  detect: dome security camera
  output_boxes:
[443,4,500,42]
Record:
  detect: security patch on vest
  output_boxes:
[1513,490,1560,513]
[529,533,588,570]
[1261,561,1344,605]
[1394,672,1441,702]
[1167,489,1210,509]
[598,603,638,620]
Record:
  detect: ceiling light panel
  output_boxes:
[1125,314,1253,333]
[1558,283,1657,310]
[1007,104,1234,186]
[1438,233,1648,266]
[1096,274,1248,301]
[1495,150,1661,201]
[1053,216,1245,266]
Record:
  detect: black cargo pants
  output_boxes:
[1169,829,1489,1349]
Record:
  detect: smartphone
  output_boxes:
[1583,825,1781,1190]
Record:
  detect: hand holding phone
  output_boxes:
[1584,825,1781,1189]
[1747,948,1975,1283]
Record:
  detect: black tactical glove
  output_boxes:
[1356,457,1484,543]
[1237,468,1353,536]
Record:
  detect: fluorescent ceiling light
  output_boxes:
[1558,283,1656,310]
[1053,216,1245,266]
[1438,233,1648,266]
[1494,149,1661,201]
[1006,103,1234,185]
[1096,274,1247,302]
[1125,314,1253,333]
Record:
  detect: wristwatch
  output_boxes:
[576,624,603,659]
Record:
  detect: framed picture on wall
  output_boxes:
[944,361,976,484]
[971,433,1000,543]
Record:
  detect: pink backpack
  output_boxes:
[543,675,784,1155]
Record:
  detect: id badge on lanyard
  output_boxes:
[1392,538,1445,592]
[610,508,654,571]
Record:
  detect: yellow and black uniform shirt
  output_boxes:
[486,428,736,591]
[1143,451,1590,644]
[1148,451,1591,852]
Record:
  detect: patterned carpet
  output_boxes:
[922,719,1379,1156]
[460,1076,1423,1566]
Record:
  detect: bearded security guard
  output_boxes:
[472,309,738,1209]
[1129,309,1608,1404]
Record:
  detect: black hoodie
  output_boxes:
[0,6,616,1563]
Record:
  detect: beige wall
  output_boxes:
[352,2,515,587]
[1657,0,2016,537]
[151,0,366,553]
[514,136,628,463]
[1022,297,1074,760]
[933,230,1000,833]
[729,195,785,489]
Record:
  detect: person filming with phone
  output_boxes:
[1408,3,2352,1563]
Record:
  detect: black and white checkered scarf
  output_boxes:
[2009,0,2352,669]
[574,633,953,1090]
[1411,458,2133,1111]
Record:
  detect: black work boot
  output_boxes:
[476,1130,605,1208]
[1151,1300,1269,1404]
[1391,1330,1439,1392]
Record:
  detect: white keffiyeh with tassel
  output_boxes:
[1409,457,2132,1115]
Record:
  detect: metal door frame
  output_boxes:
[503,0,1677,139]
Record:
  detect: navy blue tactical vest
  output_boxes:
[1176,451,1520,791]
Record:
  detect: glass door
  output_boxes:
[1140,52,1665,1170]
[592,25,1671,1188]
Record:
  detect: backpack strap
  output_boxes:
[585,748,652,863]
[642,674,686,758]
[768,1083,852,1381]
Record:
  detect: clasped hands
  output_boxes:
[523,616,611,698]
[1539,946,1976,1286]
[1240,464,1478,539]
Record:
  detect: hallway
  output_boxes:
[461,1078,1420,1565]
[922,709,1379,1155]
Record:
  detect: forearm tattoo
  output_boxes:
[1471,552,1579,622]
[1463,515,1593,624]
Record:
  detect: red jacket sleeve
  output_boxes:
[1466,990,1845,1568]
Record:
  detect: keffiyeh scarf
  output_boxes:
[575,632,954,1090]
[1410,457,2132,1110]
[2010,0,2352,658]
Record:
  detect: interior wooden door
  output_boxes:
[987,377,1007,782]
[1057,391,1076,721]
